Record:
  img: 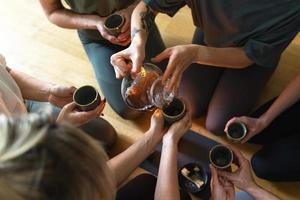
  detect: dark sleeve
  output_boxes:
[243,29,299,68]
[143,0,186,17]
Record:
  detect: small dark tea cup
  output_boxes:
[209,145,233,170]
[227,122,247,142]
[162,97,186,125]
[104,14,125,36]
[73,85,101,112]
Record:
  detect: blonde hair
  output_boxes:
[0,113,115,200]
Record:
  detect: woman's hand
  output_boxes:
[210,165,235,200]
[217,146,257,192]
[110,40,145,78]
[56,99,105,126]
[96,5,134,46]
[149,109,165,133]
[48,85,76,108]
[225,116,268,143]
[152,44,200,92]
[163,104,192,144]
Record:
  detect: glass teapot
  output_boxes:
[121,63,175,111]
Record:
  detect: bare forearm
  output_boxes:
[155,140,180,200]
[9,69,52,101]
[130,2,156,47]
[260,73,300,125]
[48,10,100,29]
[194,45,253,68]
[107,130,161,187]
[246,185,280,200]
[40,0,100,30]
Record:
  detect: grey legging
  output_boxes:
[78,25,166,119]
[179,28,277,135]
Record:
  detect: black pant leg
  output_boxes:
[251,133,300,181]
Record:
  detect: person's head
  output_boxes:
[0,113,115,200]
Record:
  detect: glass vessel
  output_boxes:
[121,63,175,111]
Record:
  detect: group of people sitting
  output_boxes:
[1,0,299,199]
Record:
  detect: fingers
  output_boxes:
[116,38,131,47]
[241,134,252,144]
[62,102,77,112]
[131,55,143,76]
[224,117,239,133]
[210,164,219,184]
[120,15,130,34]
[111,54,131,78]
[76,105,103,120]
[102,31,118,44]
[69,86,77,94]
[153,109,163,119]
[173,73,182,94]
[230,145,247,167]
[169,64,183,92]
[162,57,175,85]
[227,186,236,200]
[96,99,106,116]
[151,49,170,63]
[210,164,220,187]
[217,169,234,182]
[170,109,192,130]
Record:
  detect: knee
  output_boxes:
[205,118,226,136]
[80,118,117,149]
[102,122,117,149]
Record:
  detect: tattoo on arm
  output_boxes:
[140,5,155,33]
[131,5,155,39]
[131,27,142,38]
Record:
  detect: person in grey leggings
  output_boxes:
[40,0,166,119]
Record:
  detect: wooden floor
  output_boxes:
[1,1,300,199]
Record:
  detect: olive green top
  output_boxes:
[64,0,135,39]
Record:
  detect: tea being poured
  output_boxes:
[121,63,175,111]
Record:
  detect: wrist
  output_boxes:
[189,44,202,63]
[259,113,272,128]
[162,132,180,145]
[146,128,163,144]
[162,137,178,150]
[131,30,146,46]
[91,15,104,29]
[244,182,259,194]
[43,83,55,101]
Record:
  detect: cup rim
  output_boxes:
[104,13,125,31]
[209,145,233,169]
[162,97,186,119]
[226,122,247,141]
[73,85,100,107]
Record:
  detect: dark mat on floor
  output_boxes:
[140,129,219,200]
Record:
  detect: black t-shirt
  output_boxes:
[144,0,300,68]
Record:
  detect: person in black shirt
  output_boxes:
[111,0,300,135]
